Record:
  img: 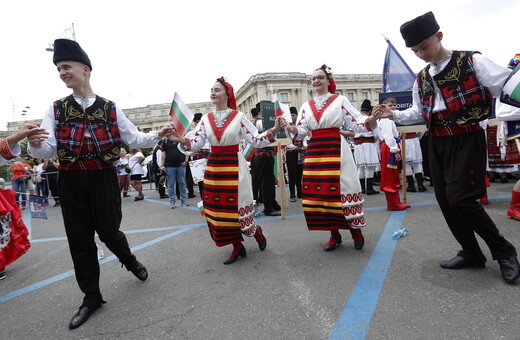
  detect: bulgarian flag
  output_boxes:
[169,93,194,137]
[197,201,205,216]
[271,92,292,121]
[242,142,255,161]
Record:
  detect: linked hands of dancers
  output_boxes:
[373,104,394,119]
[165,125,186,144]
[21,124,49,148]
[272,116,287,135]
[158,125,174,138]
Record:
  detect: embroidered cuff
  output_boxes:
[363,119,373,132]
[266,129,276,142]
[0,138,15,160]
[184,138,192,151]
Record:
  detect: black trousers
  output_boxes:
[185,161,194,196]
[154,171,166,196]
[429,129,516,261]
[59,167,138,308]
[250,155,261,203]
[251,155,277,212]
[286,151,302,198]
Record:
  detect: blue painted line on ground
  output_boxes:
[0,225,198,303]
[329,210,407,340]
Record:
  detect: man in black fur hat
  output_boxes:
[377,12,520,283]
[353,99,380,195]
[28,39,172,329]
[286,106,304,202]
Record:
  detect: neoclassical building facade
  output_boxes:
[6,72,382,134]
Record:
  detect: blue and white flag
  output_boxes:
[382,38,416,93]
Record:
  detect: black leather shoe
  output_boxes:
[264,210,281,216]
[439,255,486,269]
[188,194,196,198]
[497,256,520,283]
[256,226,267,251]
[324,237,342,252]
[223,246,247,265]
[365,189,380,195]
[69,306,96,330]
[130,261,148,281]
[159,195,169,199]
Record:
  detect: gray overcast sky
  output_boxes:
[1,0,518,129]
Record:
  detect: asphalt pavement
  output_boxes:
[1,180,519,339]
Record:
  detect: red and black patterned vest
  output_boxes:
[417,50,493,128]
[54,95,121,165]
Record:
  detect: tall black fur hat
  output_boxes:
[400,11,440,48]
[289,106,298,114]
[52,39,92,70]
[360,99,372,112]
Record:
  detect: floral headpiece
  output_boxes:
[318,64,336,93]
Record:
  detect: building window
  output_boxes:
[362,92,369,100]
[195,109,201,113]
[161,109,167,116]
[280,92,289,102]
[135,114,141,120]
[206,108,211,113]
[146,113,152,118]
[347,92,355,101]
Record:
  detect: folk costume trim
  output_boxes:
[0,138,14,160]
[208,110,238,142]
[310,94,339,123]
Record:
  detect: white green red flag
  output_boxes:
[169,93,194,137]
[242,143,255,162]
[271,93,292,121]
[197,200,205,216]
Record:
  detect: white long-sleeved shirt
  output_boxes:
[394,53,512,125]
[28,95,162,159]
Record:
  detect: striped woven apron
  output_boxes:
[203,144,257,247]
[302,128,365,230]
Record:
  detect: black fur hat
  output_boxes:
[52,39,92,70]
[400,11,440,48]
[360,99,372,112]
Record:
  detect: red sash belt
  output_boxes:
[354,136,375,145]
[211,144,239,154]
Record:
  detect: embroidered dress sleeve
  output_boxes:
[117,106,161,148]
[380,119,400,153]
[341,97,373,133]
[472,53,512,98]
[28,105,57,159]
[179,120,207,153]
[0,138,21,163]
[392,80,425,125]
[240,115,276,148]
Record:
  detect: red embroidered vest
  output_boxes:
[54,95,121,165]
[417,51,493,128]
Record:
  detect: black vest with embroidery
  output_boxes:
[417,50,493,127]
[54,95,121,165]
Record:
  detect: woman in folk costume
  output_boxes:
[286,65,378,252]
[0,124,48,280]
[170,77,287,264]
[495,54,520,220]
